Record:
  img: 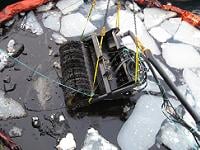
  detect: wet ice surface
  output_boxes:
[21,11,44,35]
[117,95,180,150]
[42,11,62,32]
[60,13,97,37]
[0,90,26,120]
[144,8,177,30]
[81,128,118,150]
[162,43,200,69]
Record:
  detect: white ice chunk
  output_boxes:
[52,32,67,44]
[60,13,97,37]
[33,77,52,109]
[183,69,200,115]
[56,133,76,150]
[144,8,177,30]
[117,95,179,150]
[9,126,23,137]
[149,26,172,42]
[174,21,200,48]
[21,11,43,35]
[7,39,15,54]
[42,11,62,32]
[0,50,9,71]
[156,119,199,150]
[82,128,118,150]
[107,10,160,55]
[162,43,200,69]
[56,0,84,15]
[36,2,54,12]
[160,18,181,35]
[0,90,26,120]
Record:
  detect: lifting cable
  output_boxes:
[88,0,111,103]
[80,0,96,40]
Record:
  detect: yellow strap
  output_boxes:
[134,45,140,82]
[81,0,96,39]
[116,0,120,28]
[88,27,106,103]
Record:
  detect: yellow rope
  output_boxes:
[88,27,106,104]
[80,0,96,40]
[134,44,140,83]
[116,0,120,28]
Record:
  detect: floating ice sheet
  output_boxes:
[117,95,179,150]
[0,90,26,120]
[60,13,97,37]
[174,21,200,48]
[149,26,172,42]
[144,8,177,30]
[21,11,43,35]
[56,0,84,15]
[162,43,200,69]
[107,10,160,55]
[42,11,62,32]
[52,32,67,44]
[160,18,181,36]
[82,128,118,150]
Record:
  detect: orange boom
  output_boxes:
[135,0,200,27]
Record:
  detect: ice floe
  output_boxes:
[117,95,179,150]
[42,11,62,32]
[82,128,118,150]
[33,77,52,109]
[144,8,177,30]
[56,133,76,150]
[162,43,200,69]
[0,90,26,120]
[174,21,200,48]
[60,13,97,37]
[21,11,44,35]
[56,0,84,15]
[160,18,181,36]
[183,69,200,115]
[107,10,160,55]
[149,26,172,42]
[52,32,67,44]
[0,50,9,71]
[156,105,198,150]
[36,2,54,12]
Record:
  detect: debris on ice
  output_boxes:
[160,18,181,36]
[183,69,200,115]
[56,0,84,15]
[82,128,118,150]
[52,32,67,44]
[144,8,177,30]
[149,26,172,42]
[60,13,97,37]
[9,126,23,137]
[21,11,44,35]
[107,10,160,55]
[0,90,26,120]
[117,95,180,150]
[162,43,200,69]
[56,133,76,150]
[174,21,200,48]
[36,2,54,12]
[0,50,9,71]
[156,106,198,150]
[42,11,62,32]
[33,77,52,109]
